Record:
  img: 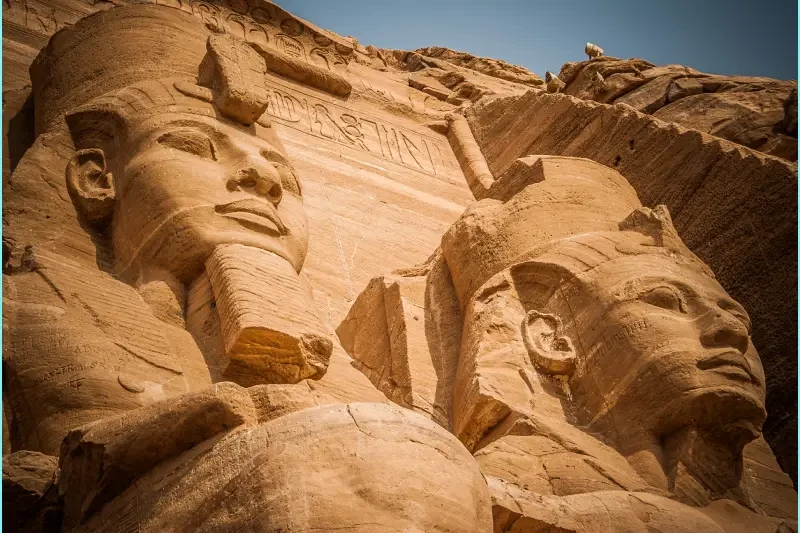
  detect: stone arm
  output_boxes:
[56,381,316,529]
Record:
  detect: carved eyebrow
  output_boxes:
[260,147,292,167]
[157,119,291,165]
[624,277,696,298]
[718,298,751,326]
[159,119,225,141]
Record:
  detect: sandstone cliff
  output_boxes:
[557,57,798,161]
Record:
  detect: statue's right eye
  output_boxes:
[157,129,217,161]
[640,286,686,314]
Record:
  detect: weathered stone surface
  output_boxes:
[562,58,655,101]
[616,75,674,113]
[3,451,61,532]
[2,0,796,532]
[383,49,533,106]
[668,77,703,102]
[413,46,544,87]
[337,259,462,428]
[655,89,798,160]
[559,56,797,161]
[61,400,493,532]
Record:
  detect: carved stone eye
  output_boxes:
[270,159,302,196]
[157,129,217,161]
[641,286,686,313]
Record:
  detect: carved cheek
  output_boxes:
[275,194,310,269]
[585,308,701,393]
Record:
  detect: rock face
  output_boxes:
[1,1,796,532]
[559,57,798,161]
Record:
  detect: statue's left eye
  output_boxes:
[157,129,217,161]
[640,286,686,313]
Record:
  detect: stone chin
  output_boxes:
[629,382,768,451]
[114,204,309,284]
[683,385,766,438]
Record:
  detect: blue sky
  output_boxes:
[278,0,798,80]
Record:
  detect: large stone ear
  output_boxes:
[521,310,576,377]
[66,148,115,226]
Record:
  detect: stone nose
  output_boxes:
[226,157,283,206]
[699,310,750,354]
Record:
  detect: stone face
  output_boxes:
[2,1,796,532]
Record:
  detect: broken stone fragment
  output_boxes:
[3,451,61,532]
[667,77,703,103]
[203,33,269,125]
[205,244,333,385]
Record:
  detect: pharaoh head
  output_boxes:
[511,215,766,443]
[443,156,766,499]
[21,4,330,386]
[64,79,309,284]
[30,5,307,286]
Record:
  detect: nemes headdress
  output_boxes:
[441,155,714,312]
[32,4,278,145]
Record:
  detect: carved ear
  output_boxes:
[521,310,576,377]
[66,148,115,226]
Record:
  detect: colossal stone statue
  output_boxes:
[2,1,796,533]
[340,156,798,531]
[3,4,492,531]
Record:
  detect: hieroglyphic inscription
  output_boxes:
[264,80,459,179]
[33,361,121,386]
[586,317,650,362]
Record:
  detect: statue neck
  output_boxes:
[663,426,753,509]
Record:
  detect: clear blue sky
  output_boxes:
[278,0,798,80]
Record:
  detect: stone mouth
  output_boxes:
[697,350,757,384]
[216,199,287,236]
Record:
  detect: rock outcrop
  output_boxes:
[559,57,798,161]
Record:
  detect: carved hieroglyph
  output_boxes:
[340,155,798,531]
[1,1,796,532]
